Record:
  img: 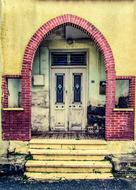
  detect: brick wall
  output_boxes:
[1,14,135,141]
[2,110,31,140]
[2,75,31,141]
[106,111,134,140]
[106,76,135,140]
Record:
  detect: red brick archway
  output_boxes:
[2,14,135,141]
[21,14,116,140]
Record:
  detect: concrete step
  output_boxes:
[29,149,108,161]
[32,154,105,161]
[29,139,107,150]
[25,172,114,180]
[25,160,112,173]
[25,139,113,180]
[29,149,108,155]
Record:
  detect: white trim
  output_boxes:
[113,108,134,112]
[2,108,24,111]
[51,66,87,69]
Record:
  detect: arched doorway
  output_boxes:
[21,14,116,140]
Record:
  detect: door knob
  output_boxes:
[65,90,67,94]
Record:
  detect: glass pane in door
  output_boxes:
[56,74,64,103]
[70,53,86,65]
[73,74,81,103]
[52,53,67,66]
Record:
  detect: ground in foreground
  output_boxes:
[0,176,136,190]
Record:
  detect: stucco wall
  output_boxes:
[0,0,3,143]
[0,0,9,154]
[1,0,136,76]
[32,46,49,132]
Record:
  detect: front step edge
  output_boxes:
[25,172,113,180]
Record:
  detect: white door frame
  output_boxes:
[49,49,88,131]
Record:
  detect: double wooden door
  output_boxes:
[50,68,87,131]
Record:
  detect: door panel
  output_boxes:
[50,69,68,131]
[69,69,87,130]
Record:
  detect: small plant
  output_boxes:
[15,152,22,156]
[22,174,28,180]
[25,154,33,160]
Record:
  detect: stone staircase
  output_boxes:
[25,139,113,180]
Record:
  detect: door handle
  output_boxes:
[65,90,67,94]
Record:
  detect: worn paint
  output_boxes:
[0,0,136,76]
[0,0,9,155]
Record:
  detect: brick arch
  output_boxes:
[21,14,116,140]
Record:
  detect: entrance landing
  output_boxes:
[32,131,104,139]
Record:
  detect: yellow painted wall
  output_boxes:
[0,0,9,154]
[0,1,3,142]
[1,0,136,76]
[0,0,136,153]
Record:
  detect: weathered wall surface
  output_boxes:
[32,91,49,132]
[32,47,49,132]
[0,0,9,155]
[0,0,3,145]
[1,0,136,76]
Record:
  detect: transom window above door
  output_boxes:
[51,52,86,66]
